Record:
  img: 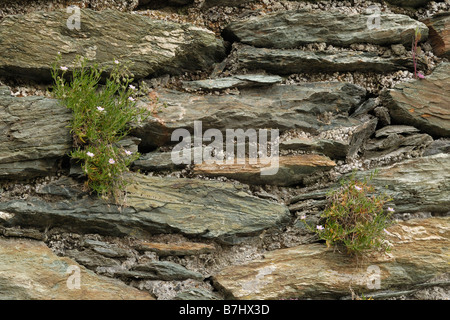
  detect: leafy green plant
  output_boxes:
[302,170,394,256]
[51,54,148,201]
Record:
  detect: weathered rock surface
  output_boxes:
[193,154,336,186]
[132,83,367,149]
[382,62,450,138]
[290,154,450,215]
[0,174,291,244]
[213,217,449,299]
[133,241,216,256]
[364,126,433,159]
[126,261,204,281]
[0,9,225,81]
[0,86,72,180]
[0,237,153,299]
[423,12,450,59]
[182,74,283,91]
[235,45,425,75]
[223,10,428,48]
[281,118,377,161]
[423,139,450,156]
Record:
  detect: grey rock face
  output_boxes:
[213,217,450,299]
[223,10,428,48]
[382,62,450,138]
[0,9,226,81]
[182,74,283,91]
[132,83,367,149]
[0,87,72,180]
[0,174,291,245]
[234,45,426,75]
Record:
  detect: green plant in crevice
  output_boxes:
[301,170,395,257]
[51,54,149,201]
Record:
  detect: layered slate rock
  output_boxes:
[223,10,428,48]
[133,241,216,256]
[182,74,283,91]
[382,62,450,137]
[423,12,450,59]
[0,86,72,179]
[115,261,204,281]
[212,217,449,299]
[364,125,433,159]
[193,154,336,186]
[132,83,367,149]
[289,153,450,215]
[0,9,225,81]
[235,45,425,75]
[0,174,291,244]
[0,238,153,300]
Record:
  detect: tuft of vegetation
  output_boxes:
[302,170,395,257]
[51,55,149,201]
[412,27,425,80]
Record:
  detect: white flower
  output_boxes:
[124,150,132,156]
[96,106,105,112]
[128,97,135,102]
[387,207,395,212]
[354,185,362,191]
[60,66,68,71]
[86,152,94,158]
[114,60,119,64]
[299,215,306,220]
[109,158,115,164]
[316,225,324,231]
[129,85,136,90]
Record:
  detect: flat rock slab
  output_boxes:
[182,74,283,91]
[223,10,428,48]
[382,62,450,137]
[0,9,225,81]
[193,154,336,186]
[0,174,291,244]
[423,12,450,59]
[0,86,72,179]
[213,217,449,299]
[235,45,424,75]
[0,237,153,300]
[133,241,216,256]
[132,82,366,149]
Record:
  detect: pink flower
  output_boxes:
[86,152,94,158]
[354,185,362,191]
[316,225,324,231]
[124,150,132,156]
[60,66,68,71]
[387,207,395,212]
[417,72,425,79]
[108,158,115,164]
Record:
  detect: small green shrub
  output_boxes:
[302,170,394,256]
[51,55,148,201]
